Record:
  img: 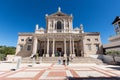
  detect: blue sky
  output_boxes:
[0,0,120,47]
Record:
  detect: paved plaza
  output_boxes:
[0,62,120,80]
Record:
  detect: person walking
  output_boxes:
[70,56,73,62]
[67,56,69,65]
[63,57,66,65]
[58,56,61,64]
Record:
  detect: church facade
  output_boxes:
[16,7,103,58]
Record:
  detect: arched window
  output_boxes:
[57,21,62,32]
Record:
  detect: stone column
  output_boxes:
[32,36,38,56]
[44,41,46,57]
[72,39,75,57]
[46,38,49,57]
[52,38,55,57]
[69,36,72,56]
[81,37,85,57]
[64,38,66,57]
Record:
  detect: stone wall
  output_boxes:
[83,34,102,56]
[90,54,120,64]
[16,35,33,57]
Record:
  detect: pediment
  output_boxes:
[49,12,70,17]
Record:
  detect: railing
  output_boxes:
[36,29,82,33]
[48,29,71,33]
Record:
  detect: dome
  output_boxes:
[39,27,44,30]
[74,27,80,30]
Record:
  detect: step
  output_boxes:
[21,57,103,64]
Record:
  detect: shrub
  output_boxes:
[105,50,120,64]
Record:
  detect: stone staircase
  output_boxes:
[21,57,103,64]
[70,57,103,64]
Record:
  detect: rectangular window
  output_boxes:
[20,45,23,51]
[27,45,31,51]
[95,38,98,41]
[21,39,24,41]
[95,44,99,51]
[28,39,32,42]
[87,44,91,51]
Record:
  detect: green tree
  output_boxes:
[0,46,16,60]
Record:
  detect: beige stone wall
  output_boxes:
[83,34,102,57]
[103,35,120,52]
[16,35,33,57]
[109,34,120,42]
[16,33,103,57]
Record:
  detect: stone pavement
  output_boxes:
[0,63,120,80]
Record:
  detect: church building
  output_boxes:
[16,7,103,58]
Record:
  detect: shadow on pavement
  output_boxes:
[107,67,120,70]
[66,77,120,80]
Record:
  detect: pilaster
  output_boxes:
[72,39,75,57]
[32,36,38,56]
[52,38,55,57]
[64,38,66,57]
[81,36,85,57]
[46,38,49,57]
[69,36,72,56]
[64,20,65,33]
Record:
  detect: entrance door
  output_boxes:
[57,48,62,52]
[39,49,44,57]
[55,48,62,57]
[41,49,44,57]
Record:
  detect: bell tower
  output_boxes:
[112,16,120,35]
